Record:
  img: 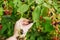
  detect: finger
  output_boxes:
[27,23,33,28]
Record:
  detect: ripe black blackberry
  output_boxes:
[20,0,25,2]
[2,4,5,8]
[57,22,60,25]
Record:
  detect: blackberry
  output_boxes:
[57,22,60,25]
[20,0,25,2]
[50,12,53,16]
[56,17,58,19]
[2,4,5,8]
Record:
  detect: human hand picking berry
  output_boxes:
[6,18,33,40]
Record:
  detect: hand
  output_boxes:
[6,18,33,40]
[6,36,17,40]
[14,18,33,37]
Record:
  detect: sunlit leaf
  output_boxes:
[0,7,3,16]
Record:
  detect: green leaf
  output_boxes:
[37,37,43,40]
[13,0,18,7]
[28,0,34,5]
[18,4,29,13]
[8,1,14,7]
[32,6,41,22]
[48,0,52,4]
[0,25,7,34]
[35,0,44,4]
[0,7,3,16]
[41,7,48,16]
[1,15,13,37]
[42,17,54,32]
[1,16,11,34]
[43,3,51,8]
[44,23,53,32]
[17,1,22,8]
[32,6,41,26]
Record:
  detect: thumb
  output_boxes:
[27,23,33,28]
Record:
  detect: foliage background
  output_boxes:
[0,0,60,40]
